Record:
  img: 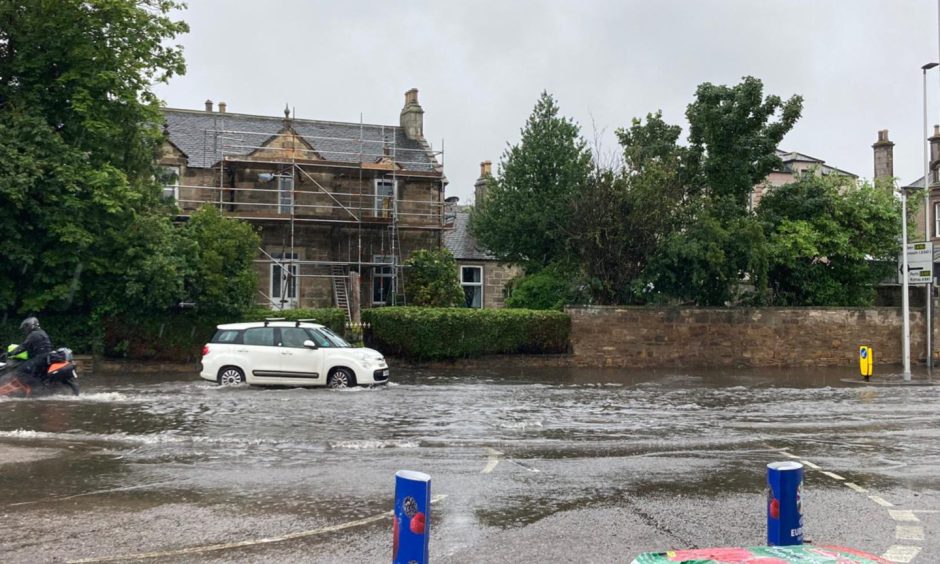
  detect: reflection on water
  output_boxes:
[0,366,937,530]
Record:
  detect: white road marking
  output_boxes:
[780,451,800,459]
[67,495,448,563]
[844,482,868,493]
[482,447,502,474]
[799,460,820,469]
[888,510,920,523]
[869,495,895,508]
[895,525,924,541]
[881,545,921,563]
[820,471,845,481]
[913,509,940,514]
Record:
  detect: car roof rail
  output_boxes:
[264,317,286,327]
[295,318,317,327]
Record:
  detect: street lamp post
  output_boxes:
[901,179,912,382]
[923,62,938,371]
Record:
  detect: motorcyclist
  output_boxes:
[8,317,52,387]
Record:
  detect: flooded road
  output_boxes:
[0,367,938,563]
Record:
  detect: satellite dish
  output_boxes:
[444,196,459,204]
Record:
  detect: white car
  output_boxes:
[199,320,389,388]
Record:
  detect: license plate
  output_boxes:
[382,369,389,377]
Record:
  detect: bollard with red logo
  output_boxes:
[393,470,431,564]
[767,461,804,546]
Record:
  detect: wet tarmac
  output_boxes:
[0,366,937,563]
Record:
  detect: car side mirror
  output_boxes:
[303,339,318,349]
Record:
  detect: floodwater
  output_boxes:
[0,366,938,563]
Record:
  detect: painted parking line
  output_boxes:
[844,482,868,493]
[780,451,800,459]
[888,510,920,523]
[869,495,895,508]
[819,470,845,481]
[799,460,821,470]
[67,495,448,563]
[895,525,925,541]
[482,447,502,474]
[881,545,921,563]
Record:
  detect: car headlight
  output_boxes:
[355,352,374,368]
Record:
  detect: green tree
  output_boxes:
[758,175,901,306]
[568,113,693,304]
[644,77,801,305]
[403,248,463,307]
[687,76,803,219]
[470,92,592,272]
[181,206,261,315]
[0,0,188,314]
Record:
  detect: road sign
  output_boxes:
[898,241,934,285]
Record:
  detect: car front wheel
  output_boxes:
[218,366,246,386]
[327,368,355,389]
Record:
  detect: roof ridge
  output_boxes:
[163,107,400,131]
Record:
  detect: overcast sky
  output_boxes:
[155,0,940,204]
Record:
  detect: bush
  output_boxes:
[101,308,347,361]
[0,313,98,354]
[0,307,349,361]
[505,270,574,310]
[362,307,570,361]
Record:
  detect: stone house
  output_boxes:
[159,90,447,318]
[443,161,521,308]
[750,149,858,210]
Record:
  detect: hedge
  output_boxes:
[1,308,346,362]
[362,307,570,361]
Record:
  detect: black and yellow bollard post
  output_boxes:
[858,345,873,382]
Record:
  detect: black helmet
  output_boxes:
[20,317,39,334]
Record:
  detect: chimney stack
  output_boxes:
[474,160,493,205]
[218,101,227,114]
[204,99,213,112]
[400,88,424,140]
[872,129,894,182]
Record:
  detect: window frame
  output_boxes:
[374,179,396,216]
[372,255,394,306]
[270,252,298,308]
[460,265,484,308]
[278,175,294,215]
[160,165,181,202]
[934,201,940,239]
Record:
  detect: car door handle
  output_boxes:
[281,351,292,355]
[236,349,248,353]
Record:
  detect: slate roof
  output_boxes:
[775,149,857,178]
[443,211,496,261]
[162,108,441,174]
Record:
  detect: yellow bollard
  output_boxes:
[858,345,873,382]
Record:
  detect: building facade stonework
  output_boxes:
[158,91,446,315]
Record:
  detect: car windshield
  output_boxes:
[315,327,351,348]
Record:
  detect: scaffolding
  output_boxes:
[169,113,448,318]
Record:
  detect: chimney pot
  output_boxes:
[480,160,492,177]
[934,124,940,137]
[405,88,418,106]
[205,99,213,112]
[218,101,227,113]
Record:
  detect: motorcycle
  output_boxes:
[0,346,80,398]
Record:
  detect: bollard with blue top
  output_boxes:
[393,470,431,564]
[767,461,803,546]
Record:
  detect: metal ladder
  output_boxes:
[331,265,351,321]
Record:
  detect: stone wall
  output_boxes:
[567,306,925,368]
